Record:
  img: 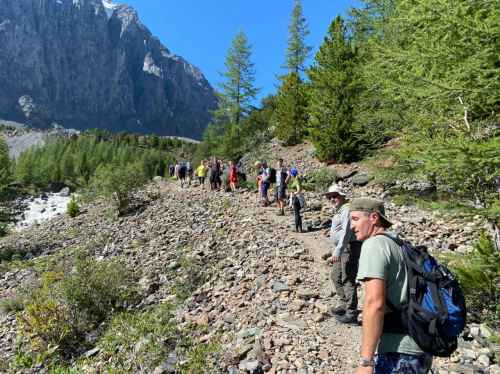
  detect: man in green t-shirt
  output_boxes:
[350,198,433,374]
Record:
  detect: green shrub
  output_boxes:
[239,178,258,191]
[19,271,80,354]
[95,303,177,371]
[89,162,147,215]
[62,252,138,324]
[0,245,28,263]
[444,234,499,327]
[302,167,338,192]
[18,253,138,360]
[66,198,80,218]
[84,303,220,373]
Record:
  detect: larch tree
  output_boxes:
[274,0,312,145]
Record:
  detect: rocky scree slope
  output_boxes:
[0,180,498,373]
[0,0,217,139]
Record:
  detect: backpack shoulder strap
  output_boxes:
[375,232,404,246]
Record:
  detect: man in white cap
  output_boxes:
[324,184,362,324]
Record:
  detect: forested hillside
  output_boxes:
[198,0,499,237]
[0,130,196,234]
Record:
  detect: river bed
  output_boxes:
[14,190,74,230]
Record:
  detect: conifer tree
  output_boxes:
[308,16,363,162]
[286,0,312,75]
[273,73,309,145]
[274,0,311,145]
[0,136,11,189]
[202,30,259,160]
[0,136,12,236]
[216,30,259,128]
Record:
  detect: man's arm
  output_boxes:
[356,277,385,374]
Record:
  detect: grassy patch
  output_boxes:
[172,254,205,302]
[0,294,25,314]
[302,167,338,192]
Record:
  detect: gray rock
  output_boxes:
[477,354,489,366]
[490,364,500,374]
[479,324,493,338]
[461,348,477,361]
[352,173,372,186]
[297,287,317,300]
[401,181,436,196]
[336,168,357,181]
[59,187,71,197]
[270,280,289,293]
[237,327,262,339]
[83,347,100,358]
[238,360,260,372]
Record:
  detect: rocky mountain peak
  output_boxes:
[0,0,217,139]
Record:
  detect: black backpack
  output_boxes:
[379,234,466,357]
[269,168,277,184]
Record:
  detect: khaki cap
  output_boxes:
[350,197,393,227]
[324,183,346,197]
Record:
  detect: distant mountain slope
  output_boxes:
[0,0,217,139]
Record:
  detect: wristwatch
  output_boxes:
[359,357,375,367]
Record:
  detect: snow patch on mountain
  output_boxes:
[102,0,119,19]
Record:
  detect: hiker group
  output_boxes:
[169,157,466,374]
[168,157,241,192]
[254,159,305,233]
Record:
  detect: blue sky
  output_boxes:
[123,0,359,102]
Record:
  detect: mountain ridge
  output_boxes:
[0,0,217,139]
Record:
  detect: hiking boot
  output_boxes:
[277,210,285,216]
[329,306,346,316]
[335,313,359,325]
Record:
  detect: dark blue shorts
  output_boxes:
[375,353,433,374]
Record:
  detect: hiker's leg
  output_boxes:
[293,197,302,231]
[297,208,302,232]
[293,197,300,231]
[342,241,361,315]
[263,183,269,202]
[330,259,346,306]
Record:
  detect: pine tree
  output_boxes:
[274,0,311,145]
[286,0,312,75]
[0,136,12,236]
[0,135,11,190]
[216,30,259,128]
[308,16,363,162]
[200,30,259,160]
[273,73,309,145]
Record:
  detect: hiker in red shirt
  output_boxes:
[229,160,238,192]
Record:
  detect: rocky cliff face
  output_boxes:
[0,0,217,139]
